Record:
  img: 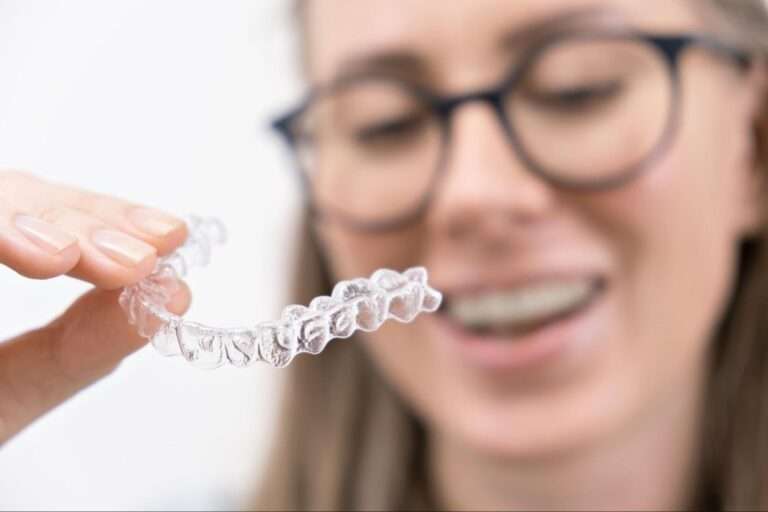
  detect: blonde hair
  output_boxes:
[253,1,768,509]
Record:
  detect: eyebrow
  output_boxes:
[499,5,621,51]
[336,52,426,82]
[329,4,617,84]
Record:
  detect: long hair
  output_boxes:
[253,1,768,509]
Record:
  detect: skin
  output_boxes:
[306,0,767,509]
[0,171,191,444]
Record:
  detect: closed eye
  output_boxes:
[522,80,623,112]
[354,113,429,144]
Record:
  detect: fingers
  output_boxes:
[0,170,195,444]
[0,170,188,288]
[50,179,188,256]
[0,281,191,444]
[0,213,81,279]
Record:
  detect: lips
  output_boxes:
[430,273,609,371]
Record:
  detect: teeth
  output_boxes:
[449,279,597,330]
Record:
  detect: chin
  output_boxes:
[450,400,627,459]
[420,358,650,460]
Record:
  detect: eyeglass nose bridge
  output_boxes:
[428,83,540,198]
[430,84,526,179]
[433,87,510,131]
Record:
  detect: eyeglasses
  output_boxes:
[272,30,751,232]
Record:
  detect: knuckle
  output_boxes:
[42,319,87,387]
[69,192,98,214]
[67,190,123,218]
[55,184,93,207]
[0,170,40,195]
[0,413,8,446]
[0,169,38,183]
[48,302,120,381]
[35,206,71,226]
[92,194,115,213]
[0,391,19,446]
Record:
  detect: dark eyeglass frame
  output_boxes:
[272,30,752,233]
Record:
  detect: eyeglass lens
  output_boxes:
[292,35,673,224]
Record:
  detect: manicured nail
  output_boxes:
[92,228,156,267]
[128,207,184,238]
[14,214,77,255]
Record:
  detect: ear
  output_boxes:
[736,59,768,239]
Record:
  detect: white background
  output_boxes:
[0,1,303,509]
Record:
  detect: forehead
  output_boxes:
[305,0,706,86]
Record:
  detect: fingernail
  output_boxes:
[92,229,156,267]
[128,207,184,238]
[14,214,77,255]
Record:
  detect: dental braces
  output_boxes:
[119,216,443,369]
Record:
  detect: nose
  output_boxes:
[426,101,558,246]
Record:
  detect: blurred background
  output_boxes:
[0,0,302,509]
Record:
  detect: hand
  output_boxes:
[0,170,191,444]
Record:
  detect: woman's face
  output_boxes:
[305,0,765,457]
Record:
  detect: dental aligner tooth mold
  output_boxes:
[119,216,442,369]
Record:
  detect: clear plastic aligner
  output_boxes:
[119,217,442,369]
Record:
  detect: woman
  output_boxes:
[1,0,767,509]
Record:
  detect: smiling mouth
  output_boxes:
[439,276,607,339]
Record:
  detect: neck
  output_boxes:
[428,381,704,510]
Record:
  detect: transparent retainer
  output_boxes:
[119,216,443,369]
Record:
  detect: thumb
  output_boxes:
[0,283,190,444]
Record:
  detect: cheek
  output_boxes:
[318,222,428,280]
[590,99,747,406]
[591,52,754,378]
